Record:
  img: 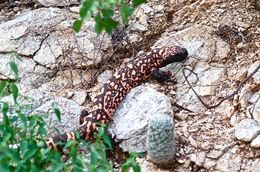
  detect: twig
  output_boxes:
[182,63,260,109]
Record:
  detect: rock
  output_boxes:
[248,61,260,82]
[33,97,81,135]
[146,114,175,165]
[216,152,241,172]
[139,4,154,14]
[154,25,230,62]
[97,70,113,85]
[131,23,148,31]
[0,7,110,71]
[251,135,260,148]
[71,91,87,105]
[33,35,63,66]
[37,0,80,7]
[252,99,260,123]
[0,54,41,90]
[250,159,260,172]
[131,5,149,32]
[190,152,206,166]
[0,8,63,55]
[109,85,173,152]
[234,119,260,142]
[204,158,216,169]
[153,25,229,112]
[40,69,95,92]
[135,158,171,172]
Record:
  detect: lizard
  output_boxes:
[46,45,188,151]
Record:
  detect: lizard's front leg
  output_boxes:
[79,109,89,125]
[151,68,176,83]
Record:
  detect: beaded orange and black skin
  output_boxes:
[46,45,188,151]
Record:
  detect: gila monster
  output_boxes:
[46,45,188,151]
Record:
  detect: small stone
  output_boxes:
[140,4,154,14]
[97,70,113,84]
[190,152,206,166]
[131,23,148,31]
[248,61,260,82]
[70,7,80,13]
[230,115,238,126]
[216,153,241,172]
[67,91,74,98]
[129,33,142,43]
[175,112,188,120]
[207,150,223,159]
[235,119,260,142]
[188,136,198,148]
[204,158,216,169]
[230,146,239,154]
[251,135,260,148]
[13,7,19,12]
[154,5,164,12]
[250,159,260,172]
[201,141,211,150]
[71,91,87,105]
[252,99,260,123]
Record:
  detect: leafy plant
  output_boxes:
[258,0,260,7]
[73,0,146,34]
[0,60,141,171]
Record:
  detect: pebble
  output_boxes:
[207,150,223,159]
[234,118,260,142]
[251,135,260,148]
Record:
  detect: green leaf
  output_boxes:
[9,61,19,80]
[90,149,99,165]
[18,112,27,129]
[51,102,61,122]
[0,81,8,97]
[20,140,28,158]
[9,83,19,103]
[102,133,112,150]
[120,6,133,24]
[2,102,10,126]
[64,140,76,149]
[258,0,260,7]
[102,9,114,18]
[132,164,141,172]
[94,14,105,34]
[73,20,83,33]
[54,108,61,122]
[80,0,95,19]
[121,163,129,172]
[133,0,145,7]
[104,18,118,34]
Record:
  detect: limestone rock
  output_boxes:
[37,0,80,7]
[251,135,260,148]
[235,119,260,142]
[33,97,81,135]
[216,152,241,172]
[109,85,173,152]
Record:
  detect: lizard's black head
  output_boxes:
[159,45,188,67]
